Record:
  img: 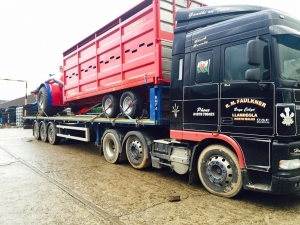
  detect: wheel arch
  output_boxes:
[190,136,245,173]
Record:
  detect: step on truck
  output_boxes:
[25,0,300,197]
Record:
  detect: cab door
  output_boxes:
[220,38,274,135]
[183,47,220,132]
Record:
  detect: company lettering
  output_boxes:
[244,107,255,112]
[193,36,208,47]
[194,37,207,43]
[257,118,270,124]
[193,107,215,117]
[234,107,255,112]
[232,113,257,121]
[129,18,146,30]
[188,7,229,18]
[193,41,208,48]
[225,99,266,109]
[232,113,258,118]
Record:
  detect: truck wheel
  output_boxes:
[38,86,50,116]
[102,94,119,118]
[47,122,61,145]
[120,91,143,118]
[38,86,62,116]
[39,121,48,142]
[102,130,121,164]
[197,145,242,198]
[33,121,40,140]
[125,132,151,169]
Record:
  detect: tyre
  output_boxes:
[38,86,49,116]
[125,131,151,169]
[102,130,121,164]
[120,91,143,118]
[38,86,62,116]
[39,121,48,142]
[102,94,119,118]
[197,145,242,198]
[33,121,40,140]
[47,122,61,145]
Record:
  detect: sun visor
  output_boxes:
[269,25,300,37]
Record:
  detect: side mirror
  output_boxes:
[245,68,261,82]
[246,40,261,66]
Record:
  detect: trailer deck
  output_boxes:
[24,115,161,126]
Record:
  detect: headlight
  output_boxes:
[279,159,300,170]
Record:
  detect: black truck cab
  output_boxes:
[169,5,300,195]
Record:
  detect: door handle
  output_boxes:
[221,117,233,124]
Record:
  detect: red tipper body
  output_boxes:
[61,0,206,105]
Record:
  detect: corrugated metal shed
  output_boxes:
[0,94,36,109]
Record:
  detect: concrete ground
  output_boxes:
[2,128,300,225]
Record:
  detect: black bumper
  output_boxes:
[242,170,300,195]
[275,174,300,195]
[272,140,300,194]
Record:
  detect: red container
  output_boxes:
[62,0,206,105]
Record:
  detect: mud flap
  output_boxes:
[188,165,200,185]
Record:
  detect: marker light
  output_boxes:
[279,159,300,170]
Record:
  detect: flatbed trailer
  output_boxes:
[25,86,171,171]
[27,114,166,145]
[25,85,170,147]
[26,115,158,141]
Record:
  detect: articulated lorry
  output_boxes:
[25,0,300,197]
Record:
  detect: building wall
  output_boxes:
[0,94,36,109]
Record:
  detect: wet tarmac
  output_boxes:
[1,128,300,224]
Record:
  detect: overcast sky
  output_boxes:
[0,0,299,101]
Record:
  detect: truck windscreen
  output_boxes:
[277,34,300,81]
